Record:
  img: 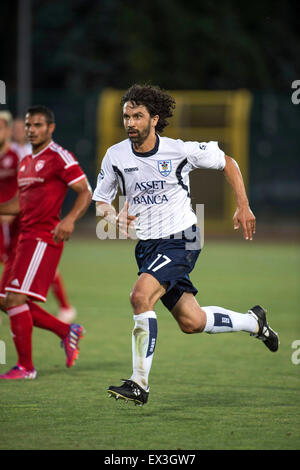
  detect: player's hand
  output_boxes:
[116,201,136,238]
[233,205,256,240]
[52,217,75,243]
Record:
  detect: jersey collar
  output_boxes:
[31,140,53,158]
[131,134,159,158]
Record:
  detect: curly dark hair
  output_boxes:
[121,84,176,133]
[26,105,55,125]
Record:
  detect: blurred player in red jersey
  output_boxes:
[0,111,20,326]
[10,117,32,160]
[0,112,19,202]
[0,105,92,379]
[0,113,77,323]
[11,117,78,322]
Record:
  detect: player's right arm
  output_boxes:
[93,151,119,224]
[0,196,20,215]
[93,152,136,237]
[95,200,117,224]
[96,200,136,238]
[93,151,119,204]
[53,178,92,243]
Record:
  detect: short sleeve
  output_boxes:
[92,151,118,204]
[0,150,19,202]
[185,141,225,170]
[55,148,86,186]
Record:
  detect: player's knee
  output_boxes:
[130,290,150,312]
[5,292,27,309]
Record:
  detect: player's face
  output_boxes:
[0,119,11,149]
[25,113,55,151]
[123,102,158,147]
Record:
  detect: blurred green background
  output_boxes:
[1,0,300,230]
[0,0,299,451]
[0,239,300,450]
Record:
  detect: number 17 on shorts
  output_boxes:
[147,254,172,272]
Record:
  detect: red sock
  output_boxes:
[51,271,71,309]
[7,304,34,371]
[28,301,70,339]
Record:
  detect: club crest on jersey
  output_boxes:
[158,160,172,177]
[35,160,45,172]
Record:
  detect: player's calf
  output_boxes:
[176,317,204,334]
[171,294,207,334]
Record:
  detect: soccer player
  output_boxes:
[0,112,19,202]
[0,111,20,325]
[10,116,77,322]
[0,105,92,379]
[0,113,76,324]
[93,84,279,406]
[10,117,32,160]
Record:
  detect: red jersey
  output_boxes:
[17,140,86,245]
[0,147,19,203]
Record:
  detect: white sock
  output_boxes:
[202,306,258,334]
[130,311,157,390]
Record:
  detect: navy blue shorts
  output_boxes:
[135,225,201,311]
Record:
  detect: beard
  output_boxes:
[29,134,49,150]
[127,119,151,147]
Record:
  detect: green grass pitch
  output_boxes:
[0,237,299,450]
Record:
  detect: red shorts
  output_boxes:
[2,238,63,302]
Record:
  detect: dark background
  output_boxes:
[1,0,300,229]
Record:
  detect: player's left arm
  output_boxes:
[223,155,256,241]
[0,196,20,215]
[52,178,92,243]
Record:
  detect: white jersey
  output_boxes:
[93,135,225,239]
[10,142,32,161]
